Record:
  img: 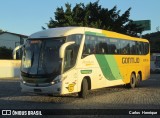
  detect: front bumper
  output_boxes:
[20,82,62,95]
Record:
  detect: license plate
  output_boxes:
[34,89,42,92]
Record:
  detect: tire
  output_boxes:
[129,73,136,88]
[78,79,88,98]
[135,73,141,87]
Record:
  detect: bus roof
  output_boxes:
[29,27,85,39]
[29,27,148,42]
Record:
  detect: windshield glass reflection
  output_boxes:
[21,38,65,75]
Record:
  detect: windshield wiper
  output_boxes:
[27,52,34,74]
[38,41,48,75]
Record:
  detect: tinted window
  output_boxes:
[130,41,137,54]
[108,38,121,54]
[64,34,82,72]
[140,42,144,54]
[120,40,130,54]
[144,42,149,55]
[83,34,149,56]
[96,37,108,54]
[82,35,97,57]
[21,38,65,75]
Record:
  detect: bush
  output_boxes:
[0,46,13,59]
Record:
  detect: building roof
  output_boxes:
[0,31,28,38]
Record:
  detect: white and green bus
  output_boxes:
[19,27,150,98]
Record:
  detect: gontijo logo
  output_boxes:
[122,57,140,64]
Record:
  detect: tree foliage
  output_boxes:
[0,29,4,32]
[0,46,13,59]
[46,1,143,36]
[143,32,160,53]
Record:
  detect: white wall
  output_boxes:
[0,60,21,78]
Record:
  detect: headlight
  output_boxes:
[51,79,61,85]
[54,79,61,84]
[23,81,26,84]
[20,75,26,84]
[51,76,67,85]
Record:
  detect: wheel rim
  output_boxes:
[130,74,135,88]
[136,74,141,86]
[131,77,134,85]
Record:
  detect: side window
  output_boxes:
[108,38,120,54]
[96,37,108,54]
[82,35,97,57]
[66,34,82,45]
[135,42,140,55]
[130,41,136,55]
[143,42,149,55]
[136,42,144,55]
[140,42,144,55]
[64,34,82,72]
[64,45,74,72]
[120,40,130,54]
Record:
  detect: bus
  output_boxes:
[18,27,150,98]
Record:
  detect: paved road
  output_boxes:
[0,74,159,117]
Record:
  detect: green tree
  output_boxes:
[0,29,4,32]
[143,32,160,53]
[46,1,143,36]
[0,46,13,59]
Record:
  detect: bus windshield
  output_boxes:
[21,38,65,75]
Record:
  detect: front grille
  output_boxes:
[21,71,59,83]
[24,82,52,87]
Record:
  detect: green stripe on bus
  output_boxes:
[95,55,122,80]
[106,56,122,80]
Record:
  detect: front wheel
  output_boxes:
[78,79,88,98]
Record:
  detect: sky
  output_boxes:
[0,0,160,36]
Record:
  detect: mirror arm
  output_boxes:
[59,41,75,58]
[12,45,23,60]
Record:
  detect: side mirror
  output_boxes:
[59,41,75,59]
[13,45,23,60]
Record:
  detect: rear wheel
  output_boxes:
[136,73,141,87]
[78,79,88,98]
